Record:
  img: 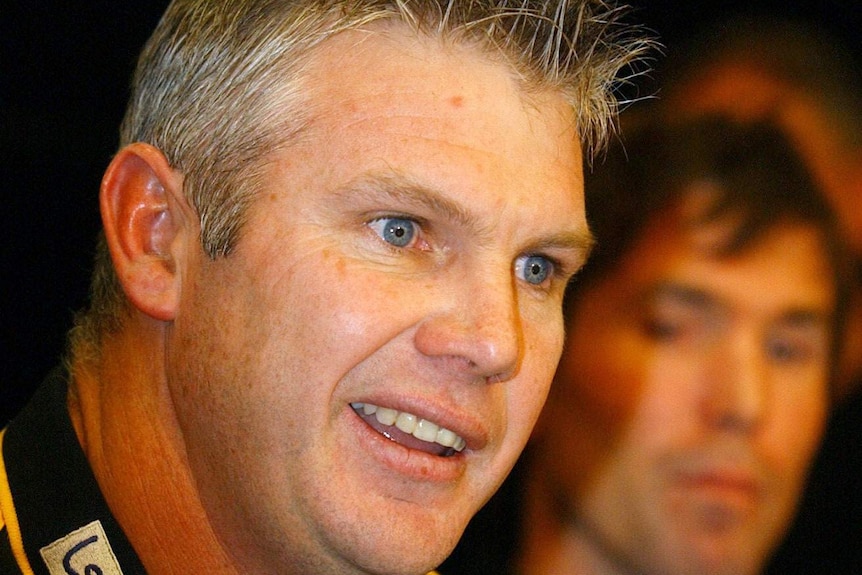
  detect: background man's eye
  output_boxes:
[767,337,812,363]
[643,318,683,341]
[371,217,416,247]
[518,255,551,285]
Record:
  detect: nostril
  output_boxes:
[491,359,521,383]
[486,372,501,385]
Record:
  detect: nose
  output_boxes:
[702,329,768,433]
[413,272,523,383]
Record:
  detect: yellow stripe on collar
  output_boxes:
[0,427,37,575]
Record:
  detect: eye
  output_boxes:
[643,317,684,342]
[767,339,805,363]
[766,334,820,365]
[765,320,830,367]
[516,254,553,286]
[640,306,713,346]
[368,217,418,248]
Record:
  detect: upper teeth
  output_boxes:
[351,402,467,452]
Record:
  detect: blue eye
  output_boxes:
[370,217,417,248]
[517,255,552,285]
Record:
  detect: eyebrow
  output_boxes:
[645,282,833,328]
[334,172,595,257]
[777,309,833,331]
[645,283,718,311]
[343,173,483,232]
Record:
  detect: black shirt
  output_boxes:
[0,369,146,574]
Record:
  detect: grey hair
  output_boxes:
[70,0,655,360]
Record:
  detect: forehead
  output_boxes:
[300,25,578,160]
[602,209,836,318]
[267,24,585,231]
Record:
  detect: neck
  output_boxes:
[68,315,239,574]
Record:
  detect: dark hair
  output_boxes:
[573,114,853,390]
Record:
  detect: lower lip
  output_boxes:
[346,407,468,483]
[675,474,760,511]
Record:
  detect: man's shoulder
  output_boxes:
[0,524,29,575]
[0,371,147,574]
[1,427,32,574]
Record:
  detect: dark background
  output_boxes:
[3,0,861,571]
[2,1,170,423]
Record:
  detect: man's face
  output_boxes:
[166,28,587,574]
[540,203,833,575]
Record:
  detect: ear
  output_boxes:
[100,143,192,322]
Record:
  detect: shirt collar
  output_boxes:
[1,369,146,575]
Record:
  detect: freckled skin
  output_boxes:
[165,26,586,575]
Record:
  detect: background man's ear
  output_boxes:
[100,143,191,321]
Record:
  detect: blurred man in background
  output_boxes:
[443,114,853,575]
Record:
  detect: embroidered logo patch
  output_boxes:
[40,520,124,575]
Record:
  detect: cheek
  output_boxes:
[253,243,424,370]
[297,255,429,365]
[763,386,827,472]
[546,320,699,479]
[168,243,343,427]
[546,346,646,492]
[555,325,648,436]
[168,265,282,425]
[505,315,565,443]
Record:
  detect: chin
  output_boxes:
[681,540,766,575]
[348,536,453,575]
[327,500,467,575]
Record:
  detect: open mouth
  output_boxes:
[350,402,466,457]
